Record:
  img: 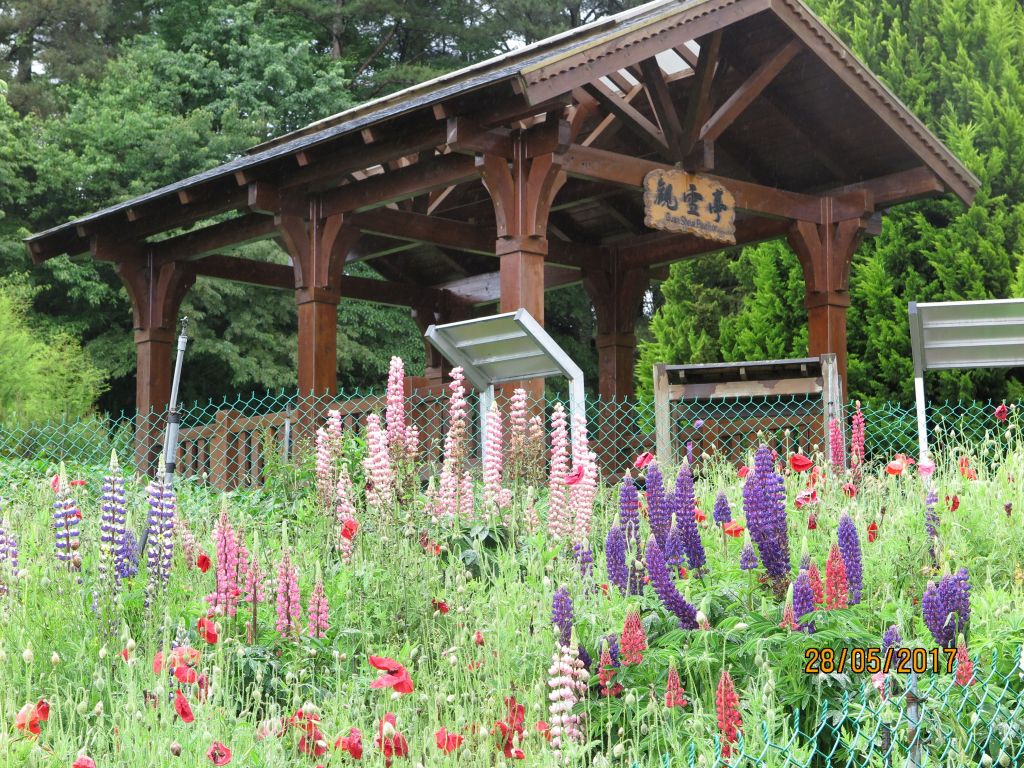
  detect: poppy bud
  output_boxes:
[93,701,104,716]
[76,700,89,715]
[51,652,60,665]
[72,554,82,568]
[170,741,182,757]
[22,647,33,664]
[99,646,107,659]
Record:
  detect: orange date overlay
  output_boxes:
[803,647,956,675]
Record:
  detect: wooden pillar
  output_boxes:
[786,199,870,393]
[114,255,195,476]
[412,297,471,388]
[276,205,360,439]
[582,262,651,400]
[479,125,567,399]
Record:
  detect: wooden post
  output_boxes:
[786,197,872,392]
[114,255,195,477]
[653,363,672,466]
[479,125,568,400]
[582,262,650,400]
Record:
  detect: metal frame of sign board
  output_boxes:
[908,298,1024,459]
[424,308,585,460]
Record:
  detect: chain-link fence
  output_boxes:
[0,387,1016,487]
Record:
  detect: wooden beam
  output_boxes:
[350,208,494,254]
[580,81,669,155]
[700,39,801,143]
[825,166,944,207]
[680,30,722,158]
[638,57,686,160]
[319,154,478,215]
[581,84,645,148]
[149,214,278,264]
[437,264,581,305]
[446,117,512,156]
[559,144,857,222]
[617,217,792,269]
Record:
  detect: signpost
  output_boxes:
[908,298,1024,459]
[424,309,585,460]
[642,169,736,244]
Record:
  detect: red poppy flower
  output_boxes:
[565,465,584,485]
[635,452,655,469]
[599,583,610,596]
[494,696,526,759]
[289,709,322,737]
[885,454,914,476]
[867,521,879,543]
[197,552,211,573]
[197,617,219,645]
[946,495,960,512]
[807,511,817,530]
[174,689,194,723]
[534,721,551,741]
[375,713,409,765]
[368,656,414,694]
[722,521,744,538]
[335,727,363,759]
[737,465,750,478]
[72,757,97,768]
[809,466,825,487]
[50,474,60,493]
[694,508,706,523]
[197,674,210,702]
[341,519,359,540]
[995,403,1009,422]
[842,482,857,498]
[795,488,818,509]
[14,699,49,736]
[175,666,199,685]
[474,630,485,646]
[121,648,131,662]
[789,454,813,472]
[467,659,483,671]
[958,457,977,480]
[70,479,86,487]
[431,598,449,614]
[677,566,688,579]
[299,729,328,758]
[207,742,231,765]
[435,727,464,753]
[154,646,201,674]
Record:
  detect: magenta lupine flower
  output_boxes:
[547,403,571,539]
[646,462,670,549]
[743,445,790,592]
[837,514,863,605]
[436,367,470,522]
[275,547,302,637]
[385,356,408,460]
[482,403,505,521]
[882,625,902,651]
[362,414,393,509]
[618,473,640,545]
[828,417,845,469]
[306,577,329,638]
[645,536,698,629]
[242,554,266,604]
[850,403,865,471]
[792,570,815,633]
[922,568,970,647]
[713,491,731,526]
[674,464,706,574]
[208,508,242,617]
[605,526,629,594]
[551,585,573,646]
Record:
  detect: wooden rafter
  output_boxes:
[638,57,686,161]
[580,80,669,155]
[438,264,581,305]
[680,30,722,161]
[150,214,278,265]
[700,38,802,144]
[617,217,792,269]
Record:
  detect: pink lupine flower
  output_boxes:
[385,356,408,460]
[620,610,646,665]
[850,402,865,471]
[716,669,743,757]
[207,508,242,617]
[459,471,475,520]
[306,574,329,638]
[275,546,302,637]
[569,412,598,545]
[482,403,505,520]
[175,515,199,568]
[363,414,394,509]
[547,403,571,539]
[954,638,975,686]
[335,464,358,561]
[241,551,265,604]
[547,636,589,759]
[436,368,469,521]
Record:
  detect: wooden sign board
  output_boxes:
[642,169,736,244]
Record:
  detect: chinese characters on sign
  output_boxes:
[642,169,736,244]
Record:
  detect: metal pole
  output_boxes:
[163,317,190,486]
[904,671,923,768]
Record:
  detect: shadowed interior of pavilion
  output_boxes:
[25,0,978,471]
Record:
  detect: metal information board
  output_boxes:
[424,309,585,458]
[908,298,1024,458]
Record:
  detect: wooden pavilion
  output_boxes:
[26,0,978,435]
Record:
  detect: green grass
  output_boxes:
[0,432,1022,768]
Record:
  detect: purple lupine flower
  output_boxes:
[144,479,176,606]
[644,535,698,629]
[922,568,970,647]
[837,514,863,605]
[0,518,17,572]
[551,585,573,646]
[925,489,939,539]
[646,463,671,549]
[577,643,592,672]
[882,625,902,652]
[686,441,694,465]
[627,539,645,596]
[618,473,640,545]
[793,570,815,633]
[674,464,706,574]
[605,526,629,595]
[713,491,732,525]
[602,634,621,667]
[572,542,593,578]
[740,540,759,571]
[664,524,686,567]
[118,529,140,580]
[100,458,128,591]
[743,445,790,590]
[51,473,82,575]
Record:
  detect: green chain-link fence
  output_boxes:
[0,388,1016,488]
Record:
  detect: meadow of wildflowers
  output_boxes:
[0,358,1023,767]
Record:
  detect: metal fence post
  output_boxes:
[904,671,923,768]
